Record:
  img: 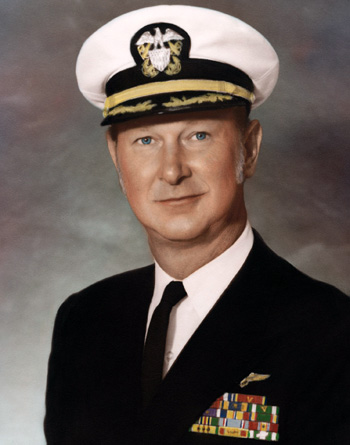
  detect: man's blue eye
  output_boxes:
[141,137,152,145]
[196,132,207,140]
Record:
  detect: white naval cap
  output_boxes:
[76,5,279,125]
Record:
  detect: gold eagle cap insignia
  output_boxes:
[135,27,184,76]
[239,372,271,388]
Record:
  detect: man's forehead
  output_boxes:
[112,107,246,133]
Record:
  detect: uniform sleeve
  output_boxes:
[44,298,74,444]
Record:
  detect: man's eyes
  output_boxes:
[192,132,208,141]
[137,136,153,145]
[135,132,209,146]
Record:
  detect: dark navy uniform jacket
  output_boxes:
[44,232,350,444]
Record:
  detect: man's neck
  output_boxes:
[148,217,247,280]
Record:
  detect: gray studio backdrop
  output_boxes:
[1,0,349,443]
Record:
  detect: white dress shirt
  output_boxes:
[145,221,254,376]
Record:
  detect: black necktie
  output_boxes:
[142,281,187,408]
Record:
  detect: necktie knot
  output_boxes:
[161,281,187,307]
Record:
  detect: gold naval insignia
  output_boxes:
[239,372,271,388]
[136,27,184,78]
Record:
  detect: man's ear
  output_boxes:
[106,127,127,195]
[243,119,262,178]
[106,128,118,169]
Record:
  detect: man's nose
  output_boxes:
[158,143,191,185]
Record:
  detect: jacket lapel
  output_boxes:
[140,234,278,443]
[89,265,155,424]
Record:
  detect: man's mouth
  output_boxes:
[156,194,205,204]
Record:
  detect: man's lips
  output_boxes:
[155,193,205,204]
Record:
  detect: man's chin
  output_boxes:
[147,222,208,245]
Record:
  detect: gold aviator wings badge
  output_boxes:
[240,372,271,388]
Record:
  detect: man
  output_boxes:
[44,5,350,444]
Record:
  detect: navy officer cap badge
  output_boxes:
[76,5,279,125]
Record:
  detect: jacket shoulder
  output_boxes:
[252,230,348,294]
[55,264,155,324]
[250,230,350,324]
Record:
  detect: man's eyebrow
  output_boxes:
[122,126,153,133]
[123,118,222,133]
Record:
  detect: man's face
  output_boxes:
[107,108,261,246]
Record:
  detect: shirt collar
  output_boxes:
[152,221,254,318]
